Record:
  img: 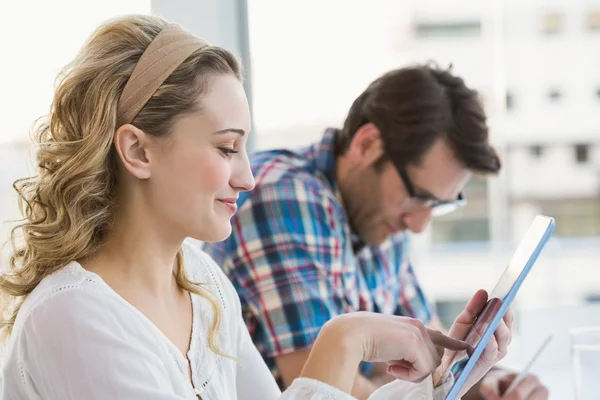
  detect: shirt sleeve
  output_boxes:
[367,374,453,400]
[14,288,186,400]
[231,278,422,400]
[235,325,447,400]
[221,180,352,358]
[234,303,366,400]
[278,374,448,400]
[236,313,284,400]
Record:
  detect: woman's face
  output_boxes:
[118,73,255,243]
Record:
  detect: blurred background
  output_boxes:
[1,1,599,398]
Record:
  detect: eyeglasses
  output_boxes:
[396,167,466,217]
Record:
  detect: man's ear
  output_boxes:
[347,122,385,167]
[113,124,152,180]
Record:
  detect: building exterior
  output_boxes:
[246,0,600,314]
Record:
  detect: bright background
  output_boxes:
[2,1,600,398]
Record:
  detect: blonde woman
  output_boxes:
[0,15,511,399]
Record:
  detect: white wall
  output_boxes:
[247,0,415,141]
[0,0,151,145]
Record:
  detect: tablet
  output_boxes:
[444,214,555,400]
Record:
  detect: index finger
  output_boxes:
[426,328,474,354]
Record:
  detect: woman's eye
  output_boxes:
[218,147,239,158]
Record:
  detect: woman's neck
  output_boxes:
[81,198,184,298]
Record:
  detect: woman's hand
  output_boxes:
[301,312,472,394]
[352,312,472,382]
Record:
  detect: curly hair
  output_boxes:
[0,15,242,357]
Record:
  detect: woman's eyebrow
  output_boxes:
[212,128,246,137]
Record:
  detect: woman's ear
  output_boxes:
[113,124,152,180]
[347,122,385,167]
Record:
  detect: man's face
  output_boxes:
[339,127,472,246]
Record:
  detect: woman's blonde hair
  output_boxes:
[0,15,242,355]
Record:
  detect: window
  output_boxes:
[530,144,545,158]
[541,11,562,35]
[537,198,600,237]
[434,299,468,328]
[414,20,481,38]
[585,293,600,303]
[430,176,490,244]
[555,213,600,237]
[588,10,600,31]
[505,91,515,111]
[575,144,590,164]
[464,175,489,198]
[548,88,563,102]
[431,218,490,243]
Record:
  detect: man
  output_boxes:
[204,64,549,400]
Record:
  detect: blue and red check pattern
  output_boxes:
[204,128,434,384]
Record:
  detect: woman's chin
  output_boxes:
[195,222,232,243]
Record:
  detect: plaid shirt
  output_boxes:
[203,128,434,385]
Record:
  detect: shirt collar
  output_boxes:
[311,127,339,191]
[311,128,367,252]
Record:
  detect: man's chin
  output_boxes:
[366,229,406,246]
[362,232,389,247]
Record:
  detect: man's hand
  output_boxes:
[433,290,512,399]
[479,369,549,400]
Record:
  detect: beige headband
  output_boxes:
[117,24,207,126]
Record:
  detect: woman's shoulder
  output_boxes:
[16,262,106,320]
[10,263,142,345]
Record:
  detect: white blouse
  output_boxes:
[1,241,452,400]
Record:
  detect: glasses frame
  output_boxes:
[395,166,466,216]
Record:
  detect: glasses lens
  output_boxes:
[431,203,459,217]
[404,192,466,217]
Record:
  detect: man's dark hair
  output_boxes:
[337,63,501,174]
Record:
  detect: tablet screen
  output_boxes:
[444,215,555,400]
